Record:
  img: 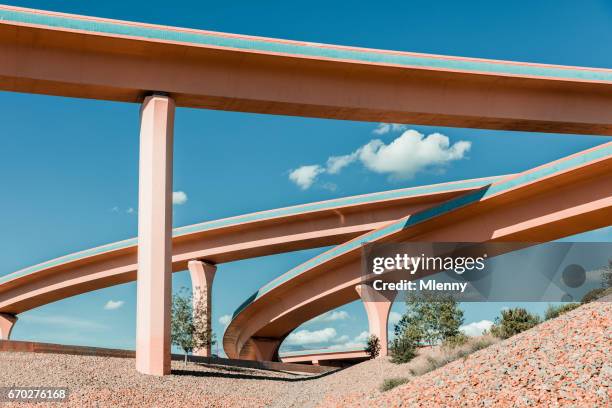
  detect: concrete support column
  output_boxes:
[355,284,397,357]
[187,260,217,357]
[135,94,175,376]
[0,313,17,340]
[250,337,281,361]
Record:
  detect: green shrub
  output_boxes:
[365,334,381,359]
[488,307,540,339]
[390,334,418,364]
[581,260,612,303]
[581,287,612,303]
[544,303,580,320]
[380,377,410,392]
[442,332,468,349]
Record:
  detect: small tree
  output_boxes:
[365,334,381,359]
[390,326,420,364]
[171,287,215,366]
[488,307,540,339]
[442,332,468,349]
[394,293,464,347]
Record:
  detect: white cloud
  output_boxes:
[326,153,358,174]
[358,130,471,179]
[288,165,324,190]
[460,320,494,337]
[321,182,338,192]
[104,300,124,310]
[323,310,350,321]
[172,191,188,205]
[20,314,109,331]
[354,330,370,342]
[328,331,370,350]
[333,335,350,343]
[373,123,407,135]
[285,328,337,345]
[110,206,134,214]
[219,314,232,326]
[284,327,374,351]
[389,311,402,325]
[308,310,350,323]
[287,127,471,189]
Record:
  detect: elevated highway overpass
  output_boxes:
[0,176,497,335]
[2,4,612,374]
[223,142,612,361]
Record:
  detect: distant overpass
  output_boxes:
[280,347,369,367]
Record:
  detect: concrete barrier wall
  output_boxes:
[0,340,335,375]
[0,339,135,358]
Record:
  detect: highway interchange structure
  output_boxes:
[225,142,612,362]
[0,176,503,340]
[0,4,611,374]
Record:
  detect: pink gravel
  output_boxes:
[0,300,609,407]
[0,354,306,407]
[331,300,611,407]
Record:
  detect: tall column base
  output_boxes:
[188,260,217,357]
[0,313,17,340]
[355,284,397,357]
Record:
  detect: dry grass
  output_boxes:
[408,335,499,376]
[379,335,500,392]
[379,377,410,392]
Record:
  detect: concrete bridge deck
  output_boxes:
[223,142,612,361]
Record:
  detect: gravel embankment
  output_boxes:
[0,354,307,407]
[331,299,611,407]
[0,300,609,407]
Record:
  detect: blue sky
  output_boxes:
[1,0,611,355]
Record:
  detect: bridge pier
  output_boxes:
[0,313,17,340]
[188,260,217,357]
[135,94,175,376]
[250,337,281,361]
[355,284,397,357]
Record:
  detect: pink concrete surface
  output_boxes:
[223,150,612,360]
[0,313,17,340]
[188,260,217,357]
[280,349,369,365]
[355,284,397,357]
[135,95,175,376]
[249,338,282,362]
[1,6,612,134]
[0,182,474,316]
